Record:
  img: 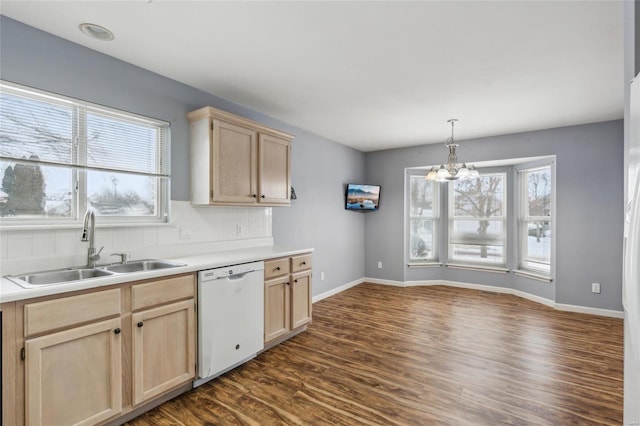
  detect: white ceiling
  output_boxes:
[0,1,624,152]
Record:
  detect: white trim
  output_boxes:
[514,269,553,282]
[355,277,621,318]
[439,280,514,294]
[364,277,405,287]
[407,262,442,268]
[404,279,442,287]
[312,278,364,303]
[555,303,624,319]
[445,263,509,274]
[512,288,555,308]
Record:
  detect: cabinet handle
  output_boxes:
[137,321,144,328]
[261,194,265,198]
[114,328,121,335]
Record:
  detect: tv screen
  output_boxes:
[345,183,381,211]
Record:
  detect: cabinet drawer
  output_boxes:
[24,288,121,337]
[291,254,312,273]
[132,274,195,311]
[264,258,290,280]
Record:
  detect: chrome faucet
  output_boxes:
[81,209,103,267]
[111,252,129,264]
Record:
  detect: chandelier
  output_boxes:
[426,119,479,182]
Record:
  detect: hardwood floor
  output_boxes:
[126,284,624,425]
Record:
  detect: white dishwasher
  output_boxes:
[194,261,264,387]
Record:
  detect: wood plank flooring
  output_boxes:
[126,284,624,425]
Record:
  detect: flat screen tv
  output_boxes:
[345,183,381,211]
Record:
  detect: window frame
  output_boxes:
[0,80,170,228]
[516,162,555,279]
[407,171,440,264]
[448,171,508,267]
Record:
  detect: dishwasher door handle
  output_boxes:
[227,271,254,280]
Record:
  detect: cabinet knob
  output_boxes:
[301,261,306,265]
[137,321,144,328]
[252,194,257,198]
[294,279,298,283]
[235,344,240,350]
[275,266,281,271]
[261,194,265,198]
[285,281,290,285]
[114,328,121,335]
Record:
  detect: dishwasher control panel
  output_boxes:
[198,261,264,281]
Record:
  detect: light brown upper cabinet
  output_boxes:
[187,106,293,206]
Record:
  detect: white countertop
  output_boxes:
[0,245,314,305]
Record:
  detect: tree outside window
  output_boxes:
[519,166,552,274]
[449,173,506,265]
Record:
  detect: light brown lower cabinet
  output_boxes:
[1,272,196,426]
[26,317,123,426]
[132,299,195,405]
[264,253,312,344]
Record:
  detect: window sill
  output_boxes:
[514,270,553,282]
[445,263,509,274]
[0,221,173,232]
[407,262,442,268]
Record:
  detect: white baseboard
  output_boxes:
[363,277,405,287]
[359,277,623,318]
[512,288,556,308]
[555,303,624,318]
[312,277,364,303]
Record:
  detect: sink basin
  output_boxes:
[5,259,186,289]
[7,268,116,289]
[98,259,186,274]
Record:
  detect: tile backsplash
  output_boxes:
[0,201,273,275]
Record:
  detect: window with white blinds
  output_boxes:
[0,80,170,225]
[408,174,439,262]
[518,165,552,276]
[449,172,507,266]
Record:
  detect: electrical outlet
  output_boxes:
[377,261,383,269]
[320,272,325,281]
[236,224,243,236]
[592,283,601,294]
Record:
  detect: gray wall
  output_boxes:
[0,16,366,295]
[365,121,624,311]
[272,134,365,295]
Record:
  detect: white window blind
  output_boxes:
[408,174,439,262]
[0,80,170,225]
[518,165,552,275]
[449,172,507,266]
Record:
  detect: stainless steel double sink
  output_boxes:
[6,259,187,289]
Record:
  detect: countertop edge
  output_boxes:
[0,245,314,305]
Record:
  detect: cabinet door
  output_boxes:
[212,119,258,203]
[258,134,291,205]
[264,276,291,343]
[132,299,195,405]
[291,271,312,329]
[25,318,122,426]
